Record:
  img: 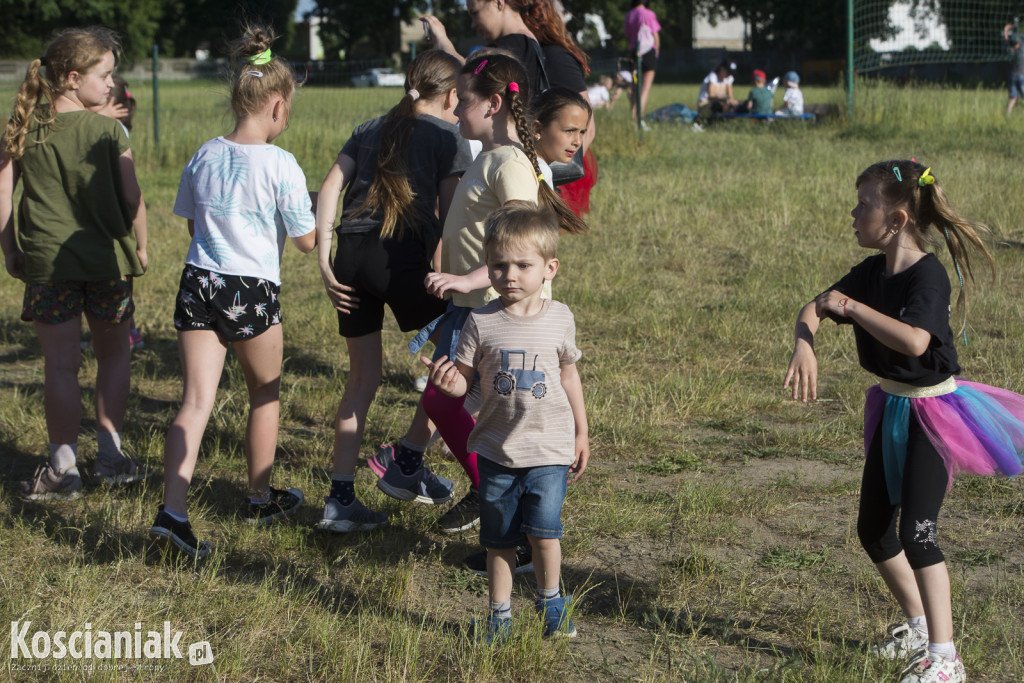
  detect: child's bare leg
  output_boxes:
[915,562,953,643]
[488,548,517,604]
[232,324,283,495]
[163,330,228,515]
[332,332,382,476]
[875,552,926,620]
[34,319,84,445]
[528,535,562,591]
[86,314,131,436]
[639,69,656,118]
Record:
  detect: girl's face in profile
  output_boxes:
[467,0,504,42]
[454,74,490,142]
[534,104,589,164]
[851,180,893,250]
[69,51,115,108]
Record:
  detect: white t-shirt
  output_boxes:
[174,137,315,285]
[587,84,610,107]
[698,71,734,104]
[781,87,804,116]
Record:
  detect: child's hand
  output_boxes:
[813,290,850,319]
[424,272,470,299]
[136,247,148,272]
[319,264,359,313]
[783,341,818,402]
[4,249,24,280]
[420,354,466,397]
[568,434,589,483]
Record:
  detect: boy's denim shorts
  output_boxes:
[478,456,569,549]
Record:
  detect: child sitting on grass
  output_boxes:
[741,69,773,115]
[775,71,804,117]
[422,202,589,643]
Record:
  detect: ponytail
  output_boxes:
[4,27,120,160]
[361,50,460,240]
[857,159,994,335]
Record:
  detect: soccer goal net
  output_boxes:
[853,0,1020,72]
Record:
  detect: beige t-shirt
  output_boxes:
[457,299,582,468]
[441,145,539,309]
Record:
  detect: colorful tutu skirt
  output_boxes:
[864,376,1024,504]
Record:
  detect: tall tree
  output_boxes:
[158,0,299,58]
[0,0,163,63]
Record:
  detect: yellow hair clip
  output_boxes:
[249,49,273,66]
[537,173,545,182]
[918,167,935,186]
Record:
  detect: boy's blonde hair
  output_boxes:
[3,26,121,160]
[484,201,560,261]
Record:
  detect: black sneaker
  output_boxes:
[463,545,533,576]
[439,488,480,534]
[244,486,304,525]
[148,505,212,559]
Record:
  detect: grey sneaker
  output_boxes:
[92,450,150,485]
[243,486,304,525]
[148,505,211,559]
[19,464,83,501]
[376,459,454,504]
[871,622,929,660]
[316,495,387,533]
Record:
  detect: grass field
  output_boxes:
[1,78,1023,681]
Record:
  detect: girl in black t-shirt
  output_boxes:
[784,160,1024,683]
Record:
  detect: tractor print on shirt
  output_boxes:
[493,350,547,399]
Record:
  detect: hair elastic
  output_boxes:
[38,57,47,67]
[508,82,520,93]
[918,167,935,186]
[473,59,488,75]
[407,88,420,100]
[892,166,902,182]
[245,70,264,78]
[249,49,273,66]
[537,173,545,182]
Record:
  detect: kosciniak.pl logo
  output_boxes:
[10,621,213,667]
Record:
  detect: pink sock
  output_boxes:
[422,384,479,489]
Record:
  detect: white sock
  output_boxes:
[928,641,956,661]
[908,614,929,637]
[96,431,122,460]
[48,443,78,472]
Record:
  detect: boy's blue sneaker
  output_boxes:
[471,615,513,646]
[536,595,577,638]
[315,495,387,533]
[376,459,454,505]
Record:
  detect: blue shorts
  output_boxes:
[1010,74,1024,98]
[478,457,569,549]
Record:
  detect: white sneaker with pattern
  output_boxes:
[871,622,929,660]
[899,649,966,683]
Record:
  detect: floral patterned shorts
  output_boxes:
[22,277,134,324]
[173,266,281,342]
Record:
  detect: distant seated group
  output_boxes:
[697,59,804,118]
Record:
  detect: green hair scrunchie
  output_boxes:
[249,49,273,66]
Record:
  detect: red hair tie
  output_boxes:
[508,82,519,93]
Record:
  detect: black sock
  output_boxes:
[329,476,355,505]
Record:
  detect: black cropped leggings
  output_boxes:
[857,413,949,570]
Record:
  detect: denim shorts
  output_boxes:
[478,456,569,549]
[22,277,134,324]
[1010,74,1024,99]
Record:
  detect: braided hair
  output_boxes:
[462,53,588,235]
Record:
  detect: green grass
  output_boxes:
[1,79,1023,680]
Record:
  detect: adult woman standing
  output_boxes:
[624,0,661,122]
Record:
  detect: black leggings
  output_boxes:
[857,412,949,570]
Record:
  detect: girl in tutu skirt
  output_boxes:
[784,159,1024,683]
